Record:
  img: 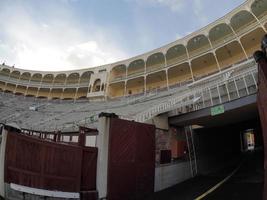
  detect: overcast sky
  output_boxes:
[0,0,245,71]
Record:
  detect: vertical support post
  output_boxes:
[234,79,240,98]
[0,128,8,198]
[206,35,221,71]
[78,127,86,147]
[217,84,222,104]
[96,115,111,199]
[243,75,249,95]
[166,69,169,90]
[228,23,248,59]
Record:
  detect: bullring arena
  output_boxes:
[0,0,267,199]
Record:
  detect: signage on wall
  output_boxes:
[210,105,225,116]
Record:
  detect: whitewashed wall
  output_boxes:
[154,161,192,192]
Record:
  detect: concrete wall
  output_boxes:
[154,161,191,192]
[146,114,169,130]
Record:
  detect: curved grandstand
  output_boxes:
[0,0,266,132]
[0,0,265,99]
[0,0,266,199]
[0,0,265,132]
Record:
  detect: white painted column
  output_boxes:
[25,75,33,97]
[36,75,44,98]
[74,75,81,101]
[48,76,55,100]
[144,76,147,95]
[14,73,22,94]
[3,71,11,91]
[247,8,267,33]
[96,116,111,199]
[124,80,127,97]
[228,23,249,59]
[166,69,169,90]
[60,76,68,100]
[185,46,195,81]
[206,35,221,71]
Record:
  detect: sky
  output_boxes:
[0,0,246,71]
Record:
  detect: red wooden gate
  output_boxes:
[4,130,98,199]
[108,118,155,200]
[256,54,267,200]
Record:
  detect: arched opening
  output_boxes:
[93,79,101,92]
[191,53,219,80]
[240,27,265,56]
[50,88,63,99]
[15,86,27,95]
[76,87,88,99]
[10,70,20,80]
[251,0,267,20]
[0,68,10,79]
[37,88,50,98]
[209,23,234,48]
[128,59,145,78]
[80,71,92,87]
[20,72,31,83]
[54,74,66,86]
[62,88,76,99]
[109,82,125,97]
[26,87,38,97]
[146,53,165,73]
[215,41,247,70]
[0,81,6,90]
[66,73,80,85]
[146,71,167,93]
[126,77,144,96]
[230,10,257,34]
[110,64,126,81]
[5,83,16,93]
[42,74,54,86]
[166,44,187,66]
[31,73,42,85]
[168,62,192,87]
[187,34,211,58]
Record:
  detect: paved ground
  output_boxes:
[205,151,263,200]
[146,151,263,200]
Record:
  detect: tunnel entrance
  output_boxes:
[193,118,263,175]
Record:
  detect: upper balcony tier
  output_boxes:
[0,0,266,100]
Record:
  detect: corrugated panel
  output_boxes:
[108,118,155,200]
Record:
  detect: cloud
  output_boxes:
[0,1,129,71]
[128,0,186,12]
[192,0,208,25]
[66,41,128,68]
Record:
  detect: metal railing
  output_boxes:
[133,62,257,122]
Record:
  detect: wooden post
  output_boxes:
[254,50,267,200]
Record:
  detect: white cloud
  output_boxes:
[66,41,128,68]
[192,0,208,25]
[128,0,185,12]
[0,1,128,71]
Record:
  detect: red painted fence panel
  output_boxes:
[108,118,155,200]
[4,130,98,198]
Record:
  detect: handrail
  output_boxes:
[132,63,257,123]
